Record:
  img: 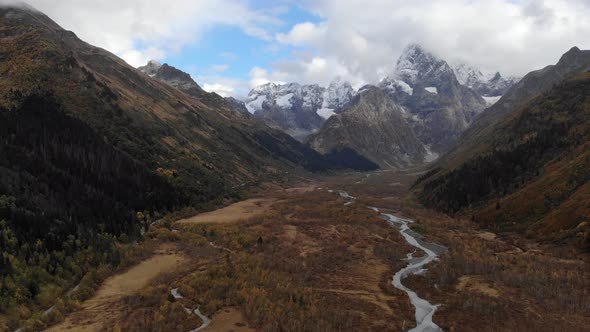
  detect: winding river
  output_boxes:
[336,191,445,332]
[171,288,211,332]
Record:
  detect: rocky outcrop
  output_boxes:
[307,87,428,168]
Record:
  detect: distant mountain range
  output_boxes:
[451,62,521,98]
[243,43,520,167]
[140,43,519,169]
[243,79,355,140]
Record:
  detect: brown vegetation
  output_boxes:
[39,170,590,332]
[349,169,590,332]
[45,244,188,331]
[176,198,276,224]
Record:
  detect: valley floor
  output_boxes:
[40,170,590,332]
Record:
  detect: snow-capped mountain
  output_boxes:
[452,62,488,88]
[378,44,487,153]
[394,43,457,86]
[245,79,356,140]
[452,62,520,98]
[323,78,355,111]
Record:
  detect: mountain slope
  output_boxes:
[418,72,590,249]
[307,87,427,168]
[0,5,376,213]
[439,46,590,169]
[379,44,487,153]
[0,5,377,319]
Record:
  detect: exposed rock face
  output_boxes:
[139,61,251,119]
[224,96,251,115]
[138,61,207,98]
[378,44,487,153]
[307,86,428,168]
[245,79,356,140]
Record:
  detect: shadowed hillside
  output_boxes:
[419,72,590,249]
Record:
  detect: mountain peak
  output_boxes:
[147,59,161,67]
[137,61,205,97]
[394,43,453,86]
[557,46,590,65]
[250,82,280,95]
[324,78,355,111]
[567,46,581,53]
[138,60,162,77]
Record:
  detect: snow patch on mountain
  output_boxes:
[452,62,491,87]
[378,78,413,96]
[245,95,266,113]
[276,93,293,107]
[425,87,438,94]
[483,95,502,105]
[424,145,439,163]
[245,79,357,138]
[317,108,336,119]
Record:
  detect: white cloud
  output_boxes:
[266,0,590,88]
[248,67,271,89]
[6,0,590,95]
[276,22,326,46]
[203,83,234,97]
[20,0,283,67]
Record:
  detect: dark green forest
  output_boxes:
[0,93,197,315]
[0,92,378,321]
[419,124,570,213]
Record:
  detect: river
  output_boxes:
[336,190,445,332]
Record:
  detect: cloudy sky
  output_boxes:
[11,0,590,97]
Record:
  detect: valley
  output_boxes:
[15,170,588,332]
[2,3,590,331]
